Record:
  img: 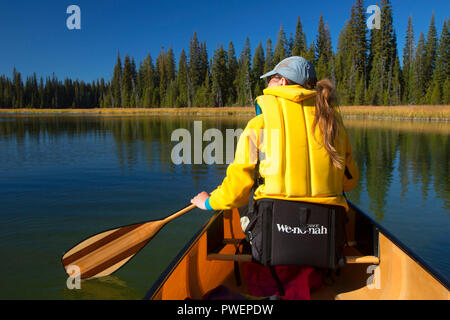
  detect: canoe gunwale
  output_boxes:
[143,211,223,300]
[348,200,450,291]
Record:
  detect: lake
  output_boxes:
[0,114,448,299]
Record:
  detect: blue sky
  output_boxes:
[0,0,448,82]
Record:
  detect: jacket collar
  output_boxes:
[262,85,316,103]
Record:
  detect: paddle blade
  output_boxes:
[62,220,166,280]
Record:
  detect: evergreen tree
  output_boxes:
[430,20,449,104]
[316,14,332,62]
[335,20,354,105]
[403,16,416,104]
[156,47,177,106]
[237,37,253,106]
[140,53,156,107]
[195,70,211,107]
[423,13,439,102]
[252,41,265,97]
[335,0,368,106]
[130,57,138,107]
[367,0,400,105]
[189,32,203,90]
[273,25,288,65]
[352,0,367,83]
[304,41,316,66]
[226,42,238,105]
[111,51,122,107]
[263,38,274,73]
[315,14,333,80]
[414,32,427,103]
[176,49,189,107]
[211,45,228,107]
[292,17,307,56]
[199,41,209,86]
[38,77,44,107]
[287,33,294,57]
[12,68,24,108]
[121,54,133,107]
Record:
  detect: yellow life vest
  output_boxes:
[253,85,349,209]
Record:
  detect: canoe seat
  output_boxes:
[346,256,379,264]
[207,253,379,264]
[207,238,253,262]
[206,240,379,265]
[207,253,253,262]
[207,254,379,264]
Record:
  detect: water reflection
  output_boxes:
[0,115,448,218]
[344,119,449,219]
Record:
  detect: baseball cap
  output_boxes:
[260,56,317,86]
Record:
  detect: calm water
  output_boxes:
[0,114,448,299]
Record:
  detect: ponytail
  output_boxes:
[312,79,344,169]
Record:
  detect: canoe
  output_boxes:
[145,201,449,300]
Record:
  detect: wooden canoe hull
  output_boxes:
[145,202,449,300]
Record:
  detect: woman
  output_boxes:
[191,56,358,213]
[190,56,359,299]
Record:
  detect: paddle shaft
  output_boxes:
[163,204,197,224]
[62,202,199,279]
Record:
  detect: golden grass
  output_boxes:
[339,105,450,120]
[1,105,449,120]
[343,118,450,134]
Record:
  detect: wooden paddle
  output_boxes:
[62,204,197,280]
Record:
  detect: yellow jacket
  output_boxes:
[206,85,358,211]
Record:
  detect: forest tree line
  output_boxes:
[0,0,448,109]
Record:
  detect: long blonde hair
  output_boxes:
[311,79,344,169]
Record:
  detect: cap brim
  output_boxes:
[260,70,277,79]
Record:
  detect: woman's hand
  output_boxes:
[191,191,210,210]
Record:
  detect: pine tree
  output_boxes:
[335,0,368,106]
[273,25,288,65]
[199,41,209,86]
[352,0,367,83]
[140,53,156,107]
[38,77,44,108]
[12,68,24,108]
[111,51,122,107]
[195,70,211,107]
[136,61,145,106]
[316,14,332,62]
[423,13,439,103]
[429,20,449,104]
[292,17,307,57]
[252,41,265,97]
[263,38,274,73]
[121,54,133,107]
[237,37,253,106]
[156,47,177,106]
[367,0,399,105]
[176,49,189,107]
[304,41,316,66]
[403,16,415,104]
[287,33,294,57]
[189,32,202,90]
[414,32,427,103]
[130,57,138,107]
[315,15,333,80]
[226,42,238,105]
[211,45,228,107]
[335,20,353,105]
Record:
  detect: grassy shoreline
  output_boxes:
[1,105,449,121]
